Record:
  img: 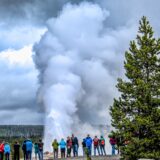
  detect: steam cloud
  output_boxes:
[34,2,136,151]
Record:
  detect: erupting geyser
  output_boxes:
[33,2,127,151]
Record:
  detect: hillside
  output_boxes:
[0,125,44,138]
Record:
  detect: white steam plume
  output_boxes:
[33,2,136,151]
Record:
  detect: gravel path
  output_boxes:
[44,155,120,160]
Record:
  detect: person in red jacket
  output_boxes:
[66,137,72,157]
[109,136,117,155]
[93,136,100,156]
[0,140,4,160]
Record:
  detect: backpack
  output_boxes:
[94,138,99,146]
[101,139,105,145]
[22,141,26,151]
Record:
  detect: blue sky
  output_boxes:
[0,0,160,124]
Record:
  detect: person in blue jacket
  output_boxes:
[85,134,92,156]
[59,138,66,158]
[26,139,33,160]
[4,142,10,160]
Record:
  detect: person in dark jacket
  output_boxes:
[38,139,43,160]
[82,138,86,156]
[71,134,79,157]
[85,135,92,156]
[26,139,33,160]
[22,140,27,160]
[13,141,20,160]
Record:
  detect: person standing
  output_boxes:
[109,136,117,155]
[52,139,59,159]
[34,143,39,160]
[0,141,4,160]
[85,135,92,156]
[82,138,86,156]
[99,135,106,156]
[59,138,66,158]
[38,139,43,160]
[26,139,33,160]
[66,137,72,157]
[13,141,20,160]
[71,134,79,157]
[22,140,27,160]
[4,142,10,160]
[93,136,100,156]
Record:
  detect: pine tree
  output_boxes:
[110,16,160,159]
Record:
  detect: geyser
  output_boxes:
[33,2,133,151]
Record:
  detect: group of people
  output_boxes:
[0,135,117,160]
[52,134,79,159]
[0,141,11,160]
[0,139,43,160]
[52,134,117,159]
[22,139,43,160]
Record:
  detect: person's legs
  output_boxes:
[53,150,55,159]
[41,150,43,160]
[35,153,37,160]
[100,145,103,155]
[27,151,30,160]
[97,146,100,155]
[94,146,96,156]
[25,152,27,160]
[28,151,31,160]
[67,148,71,157]
[7,153,9,160]
[38,151,40,160]
[75,144,78,156]
[14,152,16,160]
[112,145,115,155]
[5,153,7,160]
[56,149,58,158]
[61,149,63,158]
[69,148,72,157]
[64,148,66,158]
[102,145,106,155]
[73,145,75,157]
[40,150,43,160]
[88,146,91,156]
[63,149,65,158]
[83,147,86,156]
[17,152,20,160]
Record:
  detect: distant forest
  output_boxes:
[0,125,44,138]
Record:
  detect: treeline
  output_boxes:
[0,125,44,138]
